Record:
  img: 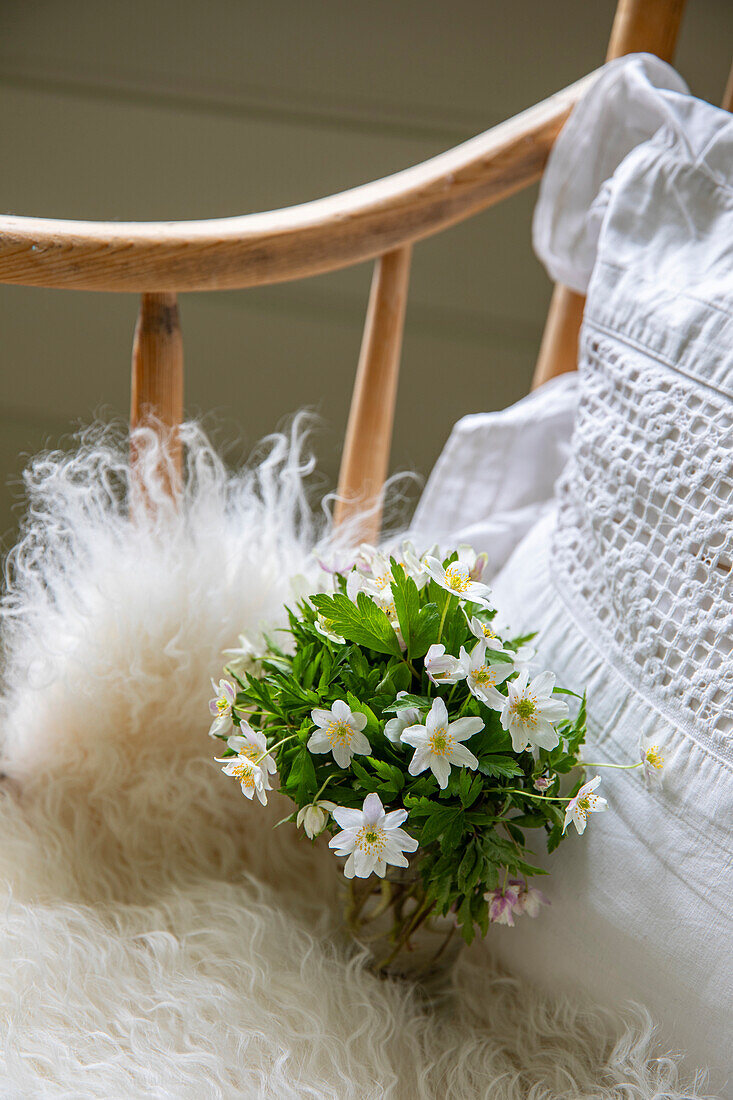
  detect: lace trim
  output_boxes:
[551,327,733,752]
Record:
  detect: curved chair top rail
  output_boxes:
[0,72,597,294]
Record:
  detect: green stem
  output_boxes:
[314,776,332,802]
[403,657,420,681]
[498,788,576,804]
[436,591,451,643]
[577,760,642,771]
[252,733,298,766]
[376,895,436,971]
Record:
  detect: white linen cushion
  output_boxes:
[412,372,578,577]
[415,54,733,1093]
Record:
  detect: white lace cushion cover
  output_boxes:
[483,56,732,1090]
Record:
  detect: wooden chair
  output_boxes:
[0,0,728,542]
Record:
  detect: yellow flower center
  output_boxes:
[231,760,256,787]
[472,665,495,688]
[429,726,456,756]
[511,696,537,725]
[645,746,664,769]
[327,720,352,746]
[444,566,470,593]
[216,697,230,714]
[356,825,386,854]
[576,793,600,815]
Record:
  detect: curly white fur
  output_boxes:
[0,421,713,1098]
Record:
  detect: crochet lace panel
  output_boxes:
[551,326,733,749]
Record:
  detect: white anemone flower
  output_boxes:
[639,735,664,787]
[457,544,489,581]
[216,754,269,804]
[401,540,438,590]
[307,699,371,768]
[509,878,549,918]
[424,643,466,686]
[512,644,537,672]
[227,723,277,790]
[467,614,504,652]
[563,776,607,835]
[458,641,513,702]
[222,635,261,680]
[384,693,423,743]
[483,670,569,753]
[401,696,483,789]
[329,793,418,878]
[296,799,337,838]
[314,614,346,644]
[423,556,492,607]
[208,678,237,738]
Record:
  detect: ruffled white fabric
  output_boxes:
[499,56,733,1093]
[412,372,578,574]
[416,54,733,1093]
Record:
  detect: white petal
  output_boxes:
[430,756,451,789]
[541,699,570,722]
[332,699,351,722]
[382,808,408,830]
[350,731,372,756]
[353,848,377,878]
[449,744,479,769]
[311,708,333,728]
[401,726,428,749]
[382,848,410,869]
[343,852,356,878]
[447,716,484,742]
[332,742,354,769]
[408,748,430,776]
[530,671,555,698]
[489,663,513,688]
[386,827,419,852]
[508,723,530,753]
[306,730,331,754]
[362,793,384,826]
[208,714,232,738]
[481,687,507,712]
[350,711,368,732]
[384,718,404,743]
[332,806,364,830]
[529,720,560,751]
[426,696,449,734]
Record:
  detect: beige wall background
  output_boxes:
[1,0,731,544]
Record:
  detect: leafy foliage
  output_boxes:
[215,551,587,944]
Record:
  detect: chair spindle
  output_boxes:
[334,245,412,541]
[130,292,184,497]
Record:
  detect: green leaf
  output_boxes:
[295,749,317,804]
[346,691,380,739]
[382,693,431,715]
[391,661,412,694]
[477,755,523,779]
[311,592,402,657]
[420,806,460,846]
[458,771,482,809]
[457,843,478,892]
[547,823,564,854]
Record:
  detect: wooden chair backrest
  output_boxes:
[0,0,729,542]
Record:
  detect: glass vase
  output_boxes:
[343,858,461,995]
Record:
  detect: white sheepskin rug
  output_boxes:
[0,421,712,1099]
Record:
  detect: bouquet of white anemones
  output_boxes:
[209,544,662,985]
